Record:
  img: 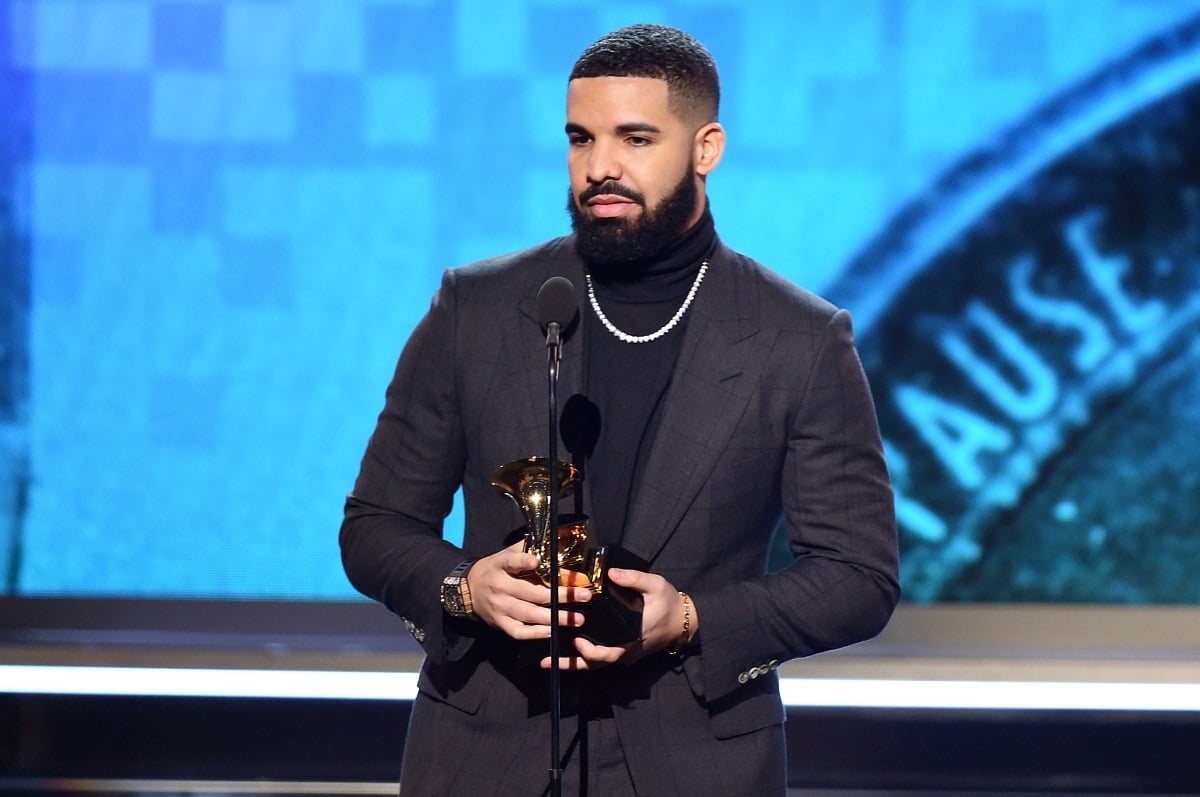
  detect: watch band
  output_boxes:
[441,558,477,618]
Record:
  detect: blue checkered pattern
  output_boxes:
[4,0,1200,597]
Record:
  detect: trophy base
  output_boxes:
[578,543,645,644]
[513,545,647,667]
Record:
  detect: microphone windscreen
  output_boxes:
[536,276,578,330]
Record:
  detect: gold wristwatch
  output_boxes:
[440,559,477,618]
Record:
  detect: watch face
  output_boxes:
[443,580,466,615]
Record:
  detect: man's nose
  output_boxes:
[586,139,622,184]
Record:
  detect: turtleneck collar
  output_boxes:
[587,204,716,292]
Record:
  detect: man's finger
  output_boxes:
[539,655,597,671]
[606,567,650,591]
[498,550,541,576]
[573,635,630,664]
[556,585,593,605]
[507,622,553,641]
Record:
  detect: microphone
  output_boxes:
[534,276,578,793]
[536,276,578,348]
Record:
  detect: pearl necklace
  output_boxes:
[585,261,709,344]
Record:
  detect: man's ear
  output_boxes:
[694,122,726,176]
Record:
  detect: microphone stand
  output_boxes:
[545,319,564,797]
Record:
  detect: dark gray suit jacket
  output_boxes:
[341,234,900,795]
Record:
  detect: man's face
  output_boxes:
[565,76,703,268]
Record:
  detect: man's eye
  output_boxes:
[628,136,650,146]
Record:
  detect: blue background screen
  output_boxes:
[3,0,1199,602]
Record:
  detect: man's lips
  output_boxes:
[587,195,638,218]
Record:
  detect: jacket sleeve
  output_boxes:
[339,268,476,665]
[685,308,901,704]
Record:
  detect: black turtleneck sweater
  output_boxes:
[582,208,717,547]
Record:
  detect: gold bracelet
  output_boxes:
[668,591,692,656]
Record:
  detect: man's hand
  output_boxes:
[539,567,698,671]
[467,541,592,641]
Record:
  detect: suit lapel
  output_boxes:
[507,243,767,564]
[622,246,767,564]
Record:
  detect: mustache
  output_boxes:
[578,181,645,206]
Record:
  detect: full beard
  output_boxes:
[567,166,698,278]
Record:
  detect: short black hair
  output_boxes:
[569,24,720,123]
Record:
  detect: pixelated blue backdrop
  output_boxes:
[3,0,1199,601]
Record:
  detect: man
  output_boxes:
[341,24,899,796]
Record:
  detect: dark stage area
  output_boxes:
[2,602,1198,795]
[2,695,1199,795]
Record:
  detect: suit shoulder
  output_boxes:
[450,236,576,287]
[720,245,842,324]
[428,236,578,321]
